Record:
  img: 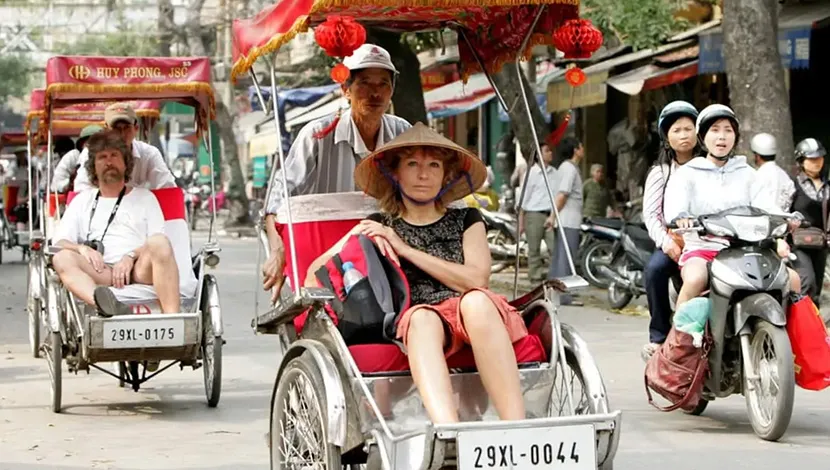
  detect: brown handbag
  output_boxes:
[793,197,829,249]
[644,325,712,412]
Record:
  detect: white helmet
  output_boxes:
[750,133,777,157]
[696,104,739,138]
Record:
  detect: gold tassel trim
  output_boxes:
[231,0,578,82]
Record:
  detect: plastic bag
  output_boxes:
[674,297,711,348]
[786,295,830,391]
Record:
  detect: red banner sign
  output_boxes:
[45,56,215,128]
[231,0,579,82]
[421,63,460,91]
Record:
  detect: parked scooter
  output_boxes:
[666,206,797,441]
[481,208,549,273]
[579,218,624,288]
[597,222,655,308]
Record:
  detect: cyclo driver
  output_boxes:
[72,103,176,191]
[52,131,181,317]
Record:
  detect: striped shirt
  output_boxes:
[265,109,411,215]
[642,162,676,248]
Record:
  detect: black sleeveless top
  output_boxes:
[367,208,484,306]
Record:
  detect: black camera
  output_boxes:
[84,240,105,255]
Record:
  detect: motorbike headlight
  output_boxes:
[725,215,769,242]
[703,222,734,238]
[771,222,788,238]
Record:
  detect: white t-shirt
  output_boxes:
[55,187,165,264]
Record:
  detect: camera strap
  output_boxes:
[86,186,127,242]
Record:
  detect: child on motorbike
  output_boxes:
[663,105,800,309]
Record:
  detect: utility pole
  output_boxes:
[223,0,233,110]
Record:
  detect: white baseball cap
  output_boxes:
[343,44,397,74]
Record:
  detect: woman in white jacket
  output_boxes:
[664,104,799,309]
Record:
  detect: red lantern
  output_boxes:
[553,19,603,60]
[330,63,350,84]
[565,66,587,87]
[314,16,367,58]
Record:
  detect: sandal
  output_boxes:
[641,343,661,363]
[93,287,132,318]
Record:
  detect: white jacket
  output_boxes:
[664,155,779,251]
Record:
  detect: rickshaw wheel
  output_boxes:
[201,274,222,407]
[48,332,62,413]
[271,352,341,470]
[201,314,222,408]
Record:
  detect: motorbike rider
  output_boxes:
[751,132,795,213]
[664,104,800,310]
[789,138,829,310]
[641,101,698,359]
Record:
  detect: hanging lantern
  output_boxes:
[330,63,350,84]
[553,19,603,60]
[314,16,367,58]
[564,66,587,87]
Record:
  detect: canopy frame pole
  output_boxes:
[252,57,301,298]
[268,57,301,294]
[45,106,54,247]
[249,70,270,326]
[201,121,218,245]
[26,128,34,239]
[513,9,578,280]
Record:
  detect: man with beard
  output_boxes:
[261,43,411,301]
[73,103,176,191]
[52,131,181,318]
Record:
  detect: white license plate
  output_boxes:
[102,319,185,349]
[457,424,596,470]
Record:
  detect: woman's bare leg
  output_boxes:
[676,258,709,307]
[406,309,459,424]
[459,291,526,421]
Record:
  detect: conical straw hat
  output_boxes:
[354,122,487,204]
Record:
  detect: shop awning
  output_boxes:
[607,60,698,95]
[425,63,558,119]
[285,97,346,130]
[698,4,830,73]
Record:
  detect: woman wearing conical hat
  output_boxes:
[307,123,528,424]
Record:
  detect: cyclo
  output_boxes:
[0,130,33,263]
[32,55,223,413]
[24,89,163,359]
[233,1,621,468]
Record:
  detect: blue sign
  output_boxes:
[699,26,813,74]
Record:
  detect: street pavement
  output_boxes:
[1,234,829,470]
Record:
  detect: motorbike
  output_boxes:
[667,206,797,441]
[480,208,549,273]
[597,222,655,309]
[579,217,624,288]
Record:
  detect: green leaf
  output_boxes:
[0,55,33,106]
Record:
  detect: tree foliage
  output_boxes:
[583,0,688,50]
[57,32,161,57]
[0,55,32,105]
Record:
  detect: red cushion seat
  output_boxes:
[348,334,547,374]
